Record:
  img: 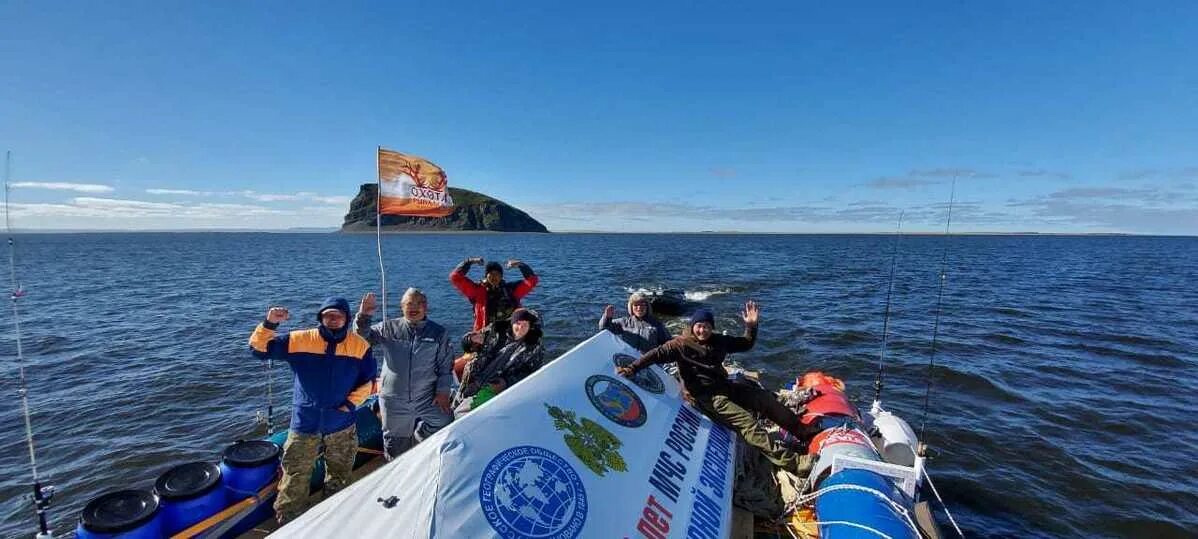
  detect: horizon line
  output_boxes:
[5,227,1196,238]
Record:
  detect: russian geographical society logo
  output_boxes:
[611,353,665,394]
[479,446,588,539]
[584,375,647,428]
[546,403,628,477]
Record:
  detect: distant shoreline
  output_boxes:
[6,229,1196,238]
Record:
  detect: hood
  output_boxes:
[628,292,657,320]
[510,308,543,347]
[317,296,351,344]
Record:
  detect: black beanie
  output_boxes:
[485,261,504,274]
[689,308,715,326]
[511,308,538,325]
[460,332,479,352]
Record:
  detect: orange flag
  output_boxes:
[377,148,455,217]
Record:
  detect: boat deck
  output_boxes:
[236,456,388,538]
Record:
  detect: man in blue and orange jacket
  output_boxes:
[249,297,377,523]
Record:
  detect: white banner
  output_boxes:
[274,331,736,539]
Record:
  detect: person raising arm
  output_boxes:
[449,257,539,331]
[248,298,376,524]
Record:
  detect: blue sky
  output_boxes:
[2,2,1196,233]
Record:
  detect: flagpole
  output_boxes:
[376,146,387,321]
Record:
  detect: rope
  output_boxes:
[782,483,922,538]
[922,466,965,538]
[815,521,895,538]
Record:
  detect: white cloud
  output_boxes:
[4,197,293,221]
[1118,167,1198,181]
[145,188,212,196]
[240,190,350,204]
[3,184,354,229]
[908,168,996,179]
[525,194,1196,234]
[1017,169,1072,180]
[863,177,940,190]
[73,197,183,212]
[308,195,352,205]
[298,205,350,214]
[3,202,116,219]
[1003,186,1198,233]
[2,199,322,229]
[4,191,1192,233]
[11,182,114,193]
[241,191,303,202]
[144,188,350,205]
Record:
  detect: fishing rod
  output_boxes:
[5,151,56,538]
[919,180,956,440]
[262,353,276,434]
[872,211,905,405]
[915,180,967,538]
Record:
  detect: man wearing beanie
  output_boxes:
[599,291,672,353]
[617,301,816,475]
[249,297,377,523]
[355,288,454,460]
[449,256,539,331]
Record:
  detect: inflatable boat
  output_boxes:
[65,332,950,538]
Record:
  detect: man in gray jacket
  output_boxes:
[600,291,672,353]
[356,288,453,459]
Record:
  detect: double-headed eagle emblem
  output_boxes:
[545,404,628,477]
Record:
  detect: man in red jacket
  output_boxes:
[449,257,538,331]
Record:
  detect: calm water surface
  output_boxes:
[1,233,1196,538]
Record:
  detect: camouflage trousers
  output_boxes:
[693,384,815,475]
[274,424,358,520]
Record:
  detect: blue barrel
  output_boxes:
[814,469,919,539]
[218,440,281,537]
[75,489,163,539]
[154,461,227,536]
[220,440,281,497]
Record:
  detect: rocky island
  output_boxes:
[340,184,549,233]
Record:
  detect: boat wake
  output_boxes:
[622,285,732,303]
[683,287,733,302]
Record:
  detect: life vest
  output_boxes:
[453,353,471,382]
[796,372,860,427]
[483,282,518,324]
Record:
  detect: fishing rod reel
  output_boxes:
[30,481,56,538]
[916,441,942,461]
[254,405,276,434]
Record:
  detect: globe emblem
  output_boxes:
[585,375,647,428]
[480,446,587,539]
[611,353,665,394]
